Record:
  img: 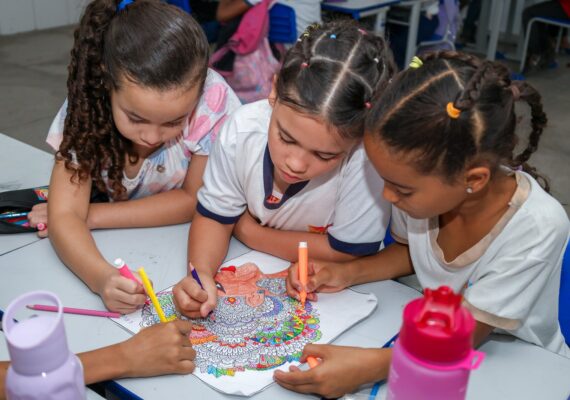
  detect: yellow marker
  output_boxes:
[138,267,175,323]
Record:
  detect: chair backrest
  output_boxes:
[268,3,297,44]
[559,240,570,345]
[165,0,191,13]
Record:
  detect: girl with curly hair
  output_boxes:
[276,52,570,398]
[31,0,240,313]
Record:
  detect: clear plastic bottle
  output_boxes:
[387,286,484,400]
[2,291,86,400]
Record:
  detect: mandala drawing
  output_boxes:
[140,263,321,378]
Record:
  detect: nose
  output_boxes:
[382,185,399,204]
[140,126,162,146]
[285,150,309,174]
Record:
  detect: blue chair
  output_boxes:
[165,0,191,14]
[520,17,570,73]
[269,3,297,44]
[559,241,570,345]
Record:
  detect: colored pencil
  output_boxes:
[189,262,205,290]
[26,304,121,318]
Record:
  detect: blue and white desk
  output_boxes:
[0,133,53,256]
[321,0,400,36]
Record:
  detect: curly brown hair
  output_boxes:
[365,51,549,192]
[58,0,209,200]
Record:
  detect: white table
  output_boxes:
[321,0,400,37]
[1,223,570,399]
[0,133,53,256]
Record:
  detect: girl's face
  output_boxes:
[267,100,357,190]
[110,77,201,157]
[363,135,468,219]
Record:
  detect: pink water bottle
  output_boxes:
[2,291,86,400]
[387,286,484,400]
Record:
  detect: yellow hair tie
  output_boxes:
[409,56,423,69]
[446,102,461,119]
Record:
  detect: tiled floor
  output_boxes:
[0,24,568,214]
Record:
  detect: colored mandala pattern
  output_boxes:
[140,264,321,378]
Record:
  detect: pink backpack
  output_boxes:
[210,0,281,104]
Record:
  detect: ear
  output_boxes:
[268,74,278,107]
[464,166,491,194]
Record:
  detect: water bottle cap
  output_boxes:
[2,291,71,375]
[399,286,476,364]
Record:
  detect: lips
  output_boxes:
[279,168,302,183]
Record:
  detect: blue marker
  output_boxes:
[189,262,205,290]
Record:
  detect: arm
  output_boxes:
[286,241,414,300]
[48,161,145,313]
[87,155,207,229]
[0,321,195,400]
[173,213,235,318]
[234,211,356,262]
[216,0,251,22]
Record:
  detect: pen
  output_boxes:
[298,241,308,307]
[26,304,121,318]
[189,262,205,290]
[369,333,399,400]
[0,211,28,219]
[138,267,175,323]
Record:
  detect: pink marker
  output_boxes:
[113,258,141,284]
[27,304,121,318]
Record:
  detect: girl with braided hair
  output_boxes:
[35,0,240,313]
[173,20,395,319]
[275,51,569,398]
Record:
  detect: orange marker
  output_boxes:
[306,356,319,369]
[298,241,308,307]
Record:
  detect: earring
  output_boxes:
[466,187,473,194]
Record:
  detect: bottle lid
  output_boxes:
[399,286,475,364]
[2,291,70,375]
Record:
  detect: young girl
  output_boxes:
[31,0,240,313]
[173,21,395,318]
[276,51,570,398]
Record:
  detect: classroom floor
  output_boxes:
[0,25,569,215]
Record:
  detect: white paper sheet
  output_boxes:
[114,250,378,396]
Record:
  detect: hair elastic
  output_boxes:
[301,62,309,69]
[373,57,379,64]
[117,0,134,12]
[446,102,461,119]
[510,85,521,101]
[358,28,367,35]
[365,102,372,109]
[330,34,337,39]
[409,56,423,69]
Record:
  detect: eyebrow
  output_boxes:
[125,109,188,124]
[383,177,414,191]
[276,120,344,157]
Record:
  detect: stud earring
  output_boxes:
[466,187,473,194]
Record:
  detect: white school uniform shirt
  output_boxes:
[391,171,570,357]
[46,69,241,200]
[197,100,390,256]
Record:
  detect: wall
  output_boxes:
[0,0,87,35]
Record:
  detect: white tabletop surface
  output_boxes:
[0,133,54,256]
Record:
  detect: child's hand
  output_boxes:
[173,274,217,318]
[286,260,351,301]
[98,270,147,314]
[120,319,196,377]
[27,203,48,238]
[274,344,385,398]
